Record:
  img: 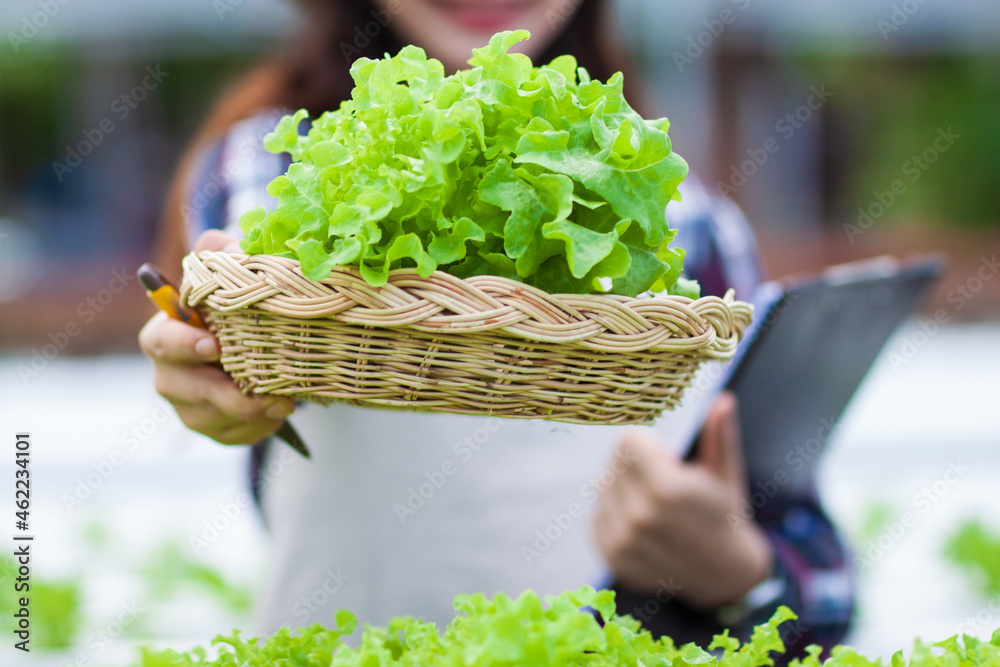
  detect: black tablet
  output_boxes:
[682,255,945,493]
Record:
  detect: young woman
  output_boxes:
[141,0,854,652]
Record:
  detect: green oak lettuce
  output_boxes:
[944,518,1000,597]
[129,587,796,666]
[239,30,695,298]
[125,587,1000,667]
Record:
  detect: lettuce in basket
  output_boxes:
[239,30,695,298]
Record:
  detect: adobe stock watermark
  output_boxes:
[64,601,144,667]
[877,0,932,41]
[17,267,135,384]
[51,65,168,182]
[520,445,639,566]
[886,254,998,371]
[716,84,833,197]
[728,416,841,531]
[545,0,584,29]
[61,398,177,513]
[844,127,959,244]
[628,577,682,624]
[956,594,1000,637]
[7,0,73,54]
[188,494,255,555]
[189,445,300,554]
[340,0,410,62]
[672,0,751,73]
[777,617,812,652]
[256,441,302,496]
[290,567,350,625]
[854,460,969,572]
[213,0,244,21]
[393,416,503,524]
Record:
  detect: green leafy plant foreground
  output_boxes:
[0,554,82,650]
[239,30,696,298]
[129,586,1000,667]
[945,518,1000,597]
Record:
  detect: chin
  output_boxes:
[434,35,505,70]
[432,21,558,71]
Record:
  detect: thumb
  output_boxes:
[696,391,746,486]
[194,229,241,254]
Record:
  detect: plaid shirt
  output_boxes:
[183,112,855,655]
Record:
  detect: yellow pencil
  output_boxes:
[138,263,311,459]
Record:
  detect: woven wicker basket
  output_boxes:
[180,250,753,425]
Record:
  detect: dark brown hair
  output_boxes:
[156,0,641,271]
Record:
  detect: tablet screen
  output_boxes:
[728,258,943,493]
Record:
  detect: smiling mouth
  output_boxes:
[429,1,535,32]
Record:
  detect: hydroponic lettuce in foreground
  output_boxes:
[238,30,696,298]
[128,587,1000,667]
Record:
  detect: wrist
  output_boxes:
[674,525,774,611]
[745,523,776,593]
[716,531,784,628]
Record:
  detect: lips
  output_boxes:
[428,0,535,32]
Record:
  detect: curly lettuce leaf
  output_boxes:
[128,591,1000,667]
[239,30,692,297]
[944,518,1000,598]
[131,590,802,667]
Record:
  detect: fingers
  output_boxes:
[594,433,674,563]
[154,363,295,423]
[594,437,636,560]
[175,403,287,445]
[697,391,746,486]
[217,422,288,446]
[138,272,294,446]
[139,312,219,364]
[194,229,240,253]
[618,430,680,491]
[592,478,621,560]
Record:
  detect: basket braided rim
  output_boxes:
[180,251,753,358]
